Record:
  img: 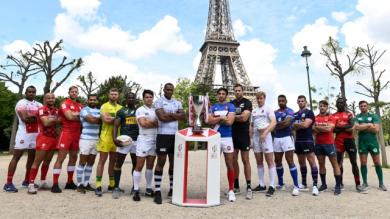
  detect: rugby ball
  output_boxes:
[116,135,133,147]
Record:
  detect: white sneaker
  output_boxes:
[39,181,50,190]
[245,188,253,200]
[228,190,236,202]
[299,183,309,191]
[276,184,286,191]
[28,183,37,194]
[292,186,300,196]
[312,186,319,196]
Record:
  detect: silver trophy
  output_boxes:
[192,95,205,133]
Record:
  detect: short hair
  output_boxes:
[125,92,135,99]
[217,87,228,95]
[142,89,154,98]
[278,94,286,100]
[319,100,329,106]
[109,88,119,93]
[336,97,346,103]
[359,100,368,106]
[234,84,243,90]
[256,91,266,98]
[297,95,306,101]
[87,94,97,99]
[25,85,36,92]
[164,83,174,89]
[68,85,78,92]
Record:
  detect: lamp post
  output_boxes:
[301,46,313,110]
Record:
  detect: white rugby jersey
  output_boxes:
[154,96,183,135]
[136,105,157,135]
[251,104,274,130]
[15,99,42,135]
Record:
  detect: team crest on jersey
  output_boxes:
[60,144,65,148]
[20,140,24,144]
[227,146,231,151]
[70,105,75,110]
[368,117,372,121]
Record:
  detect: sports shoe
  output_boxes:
[145,188,154,197]
[95,187,103,197]
[253,185,267,192]
[84,184,95,191]
[51,184,62,193]
[107,185,115,192]
[3,183,18,193]
[112,187,121,199]
[266,187,275,197]
[318,184,328,192]
[292,186,300,196]
[228,190,236,202]
[77,185,86,194]
[154,191,162,204]
[340,183,345,190]
[299,184,309,192]
[64,182,77,190]
[334,186,341,195]
[233,187,241,194]
[167,188,173,198]
[276,184,286,191]
[312,186,319,196]
[27,184,37,194]
[39,181,50,190]
[133,190,141,201]
[356,185,367,194]
[22,180,38,189]
[245,188,253,200]
[379,184,387,191]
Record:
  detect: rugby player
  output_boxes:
[313,100,342,195]
[153,83,185,204]
[274,95,300,196]
[112,92,139,199]
[292,95,319,195]
[76,94,100,193]
[28,93,58,194]
[51,86,83,193]
[95,88,122,197]
[132,90,158,201]
[230,84,253,199]
[207,87,237,202]
[251,91,277,197]
[332,97,363,192]
[4,86,42,192]
[354,100,387,191]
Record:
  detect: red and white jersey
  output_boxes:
[38,105,58,138]
[59,98,83,132]
[15,98,42,135]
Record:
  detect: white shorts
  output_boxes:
[117,141,137,154]
[253,131,273,153]
[79,139,98,155]
[221,137,234,153]
[15,133,38,150]
[136,135,156,157]
[273,136,295,152]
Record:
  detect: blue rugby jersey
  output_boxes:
[294,108,315,142]
[210,102,236,137]
[80,106,100,140]
[274,107,294,138]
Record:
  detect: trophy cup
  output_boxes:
[191,95,205,134]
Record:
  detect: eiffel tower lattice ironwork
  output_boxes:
[195,0,256,96]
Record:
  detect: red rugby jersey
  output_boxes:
[59,98,83,132]
[38,105,58,138]
[314,114,336,145]
[332,111,354,140]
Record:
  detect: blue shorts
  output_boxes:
[315,144,336,157]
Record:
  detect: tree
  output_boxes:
[0,82,18,150]
[311,85,337,112]
[77,71,99,97]
[355,44,389,166]
[321,36,364,100]
[97,75,142,104]
[0,50,42,151]
[29,40,83,94]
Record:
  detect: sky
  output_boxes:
[1,0,389,111]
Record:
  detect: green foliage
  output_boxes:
[0,82,18,149]
[97,75,142,105]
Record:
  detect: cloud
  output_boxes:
[232,19,252,38]
[331,11,350,23]
[59,0,100,19]
[2,40,33,55]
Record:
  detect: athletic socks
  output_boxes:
[76,165,84,186]
[83,166,93,186]
[154,170,163,191]
[289,165,299,188]
[311,166,318,187]
[133,171,141,191]
[300,166,307,186]
[246,180,251,190]
[109,176,115,187]
[145,169,153,189]
[375,165,384,185]
[29,168,38,184]
[320,173,326,186]
[53,168,61,185]
[169,169,174,190]
[361,165,368,185]
[67,166,75,184]
[269,166,276,188]
[335,175,342,188]
[276,166,284,186]
[352,165,361,185]
[227,169,235,191]
[40,164,49,181]
[6,171,14,184]
[113,167,121,188]
[234,178,240,189]
[257,165,265,186]
[96,176,102,188]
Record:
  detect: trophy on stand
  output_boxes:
[188,94,209,134]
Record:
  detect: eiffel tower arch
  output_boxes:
[195,0,257,98]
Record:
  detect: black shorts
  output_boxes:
[156,134,175,155]
[294,141,315,154]
[315,144,337,157]
[232,132,250,151]
[343,138,357,154]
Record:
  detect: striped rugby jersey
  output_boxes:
[80,106,100,140]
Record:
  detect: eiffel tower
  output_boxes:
[195,0,256,97]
